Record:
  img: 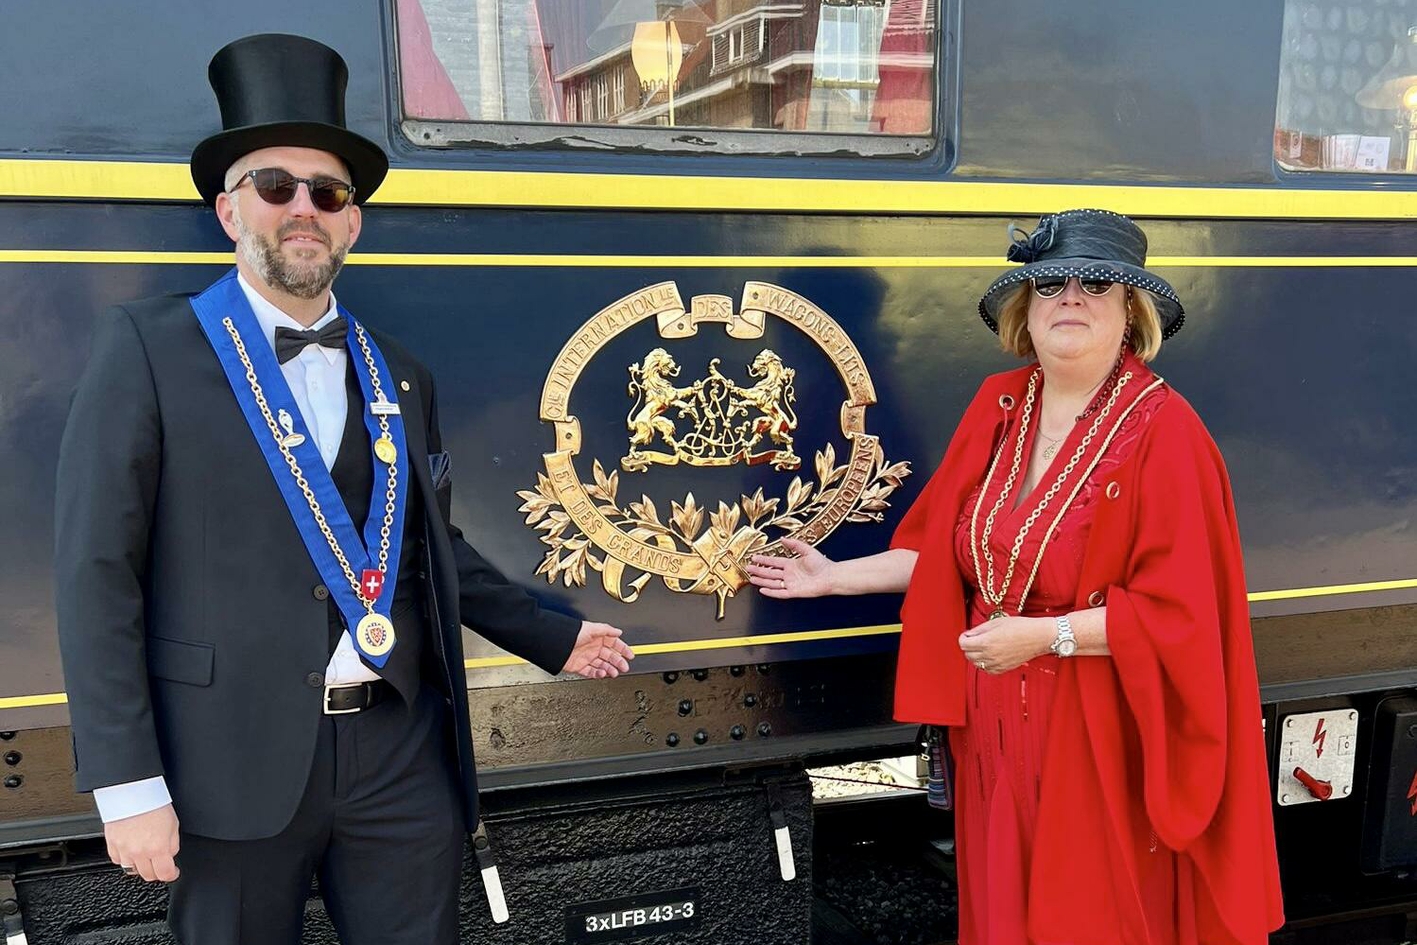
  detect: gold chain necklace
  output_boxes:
[1010,376,1166,612]
[968,367,1134,619]
[222,317,401,652]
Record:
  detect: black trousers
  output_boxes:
[167,685,465,944]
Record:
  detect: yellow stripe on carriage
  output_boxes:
[9,158,1417,219]
[2,576,1415,708]
[11,249,1417,268]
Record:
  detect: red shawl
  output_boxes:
[891,365,1284,945]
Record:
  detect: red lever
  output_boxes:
[1293,766,1334,801]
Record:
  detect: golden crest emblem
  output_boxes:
[623,347,800,472]
[517,282,911,618]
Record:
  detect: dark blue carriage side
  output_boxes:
[1,0,1416,939]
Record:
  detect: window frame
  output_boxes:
[391,0,953,159]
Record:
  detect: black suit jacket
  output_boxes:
[54,292,579,841]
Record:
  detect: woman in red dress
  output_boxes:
[748,209,1283,945]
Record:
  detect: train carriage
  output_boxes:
[2,1,1416,942]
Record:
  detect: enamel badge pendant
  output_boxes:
[360,568,384,601]
[277,409,306,448]
[373,435,398,465]
[356,611,396,657]
[990,610,1006,621]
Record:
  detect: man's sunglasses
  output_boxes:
[229,168,355,213]
[1031,276,1117,298]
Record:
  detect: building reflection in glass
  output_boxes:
[397,0,937,136]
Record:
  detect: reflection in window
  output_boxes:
[1275,0,1417,172]
[806,1,887,131]
[395,0,936,137]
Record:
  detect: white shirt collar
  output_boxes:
[236,273,342,365]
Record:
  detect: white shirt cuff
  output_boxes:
[93,776,172,823]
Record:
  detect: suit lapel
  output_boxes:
[374,339,462,665]
[373,340,440,535]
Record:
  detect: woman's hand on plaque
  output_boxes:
[747,537,835,599]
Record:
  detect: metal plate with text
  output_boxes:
[565,886,701,943]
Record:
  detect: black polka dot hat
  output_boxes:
[978,209,1185,340]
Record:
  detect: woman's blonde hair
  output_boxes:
[995,282,1163,362]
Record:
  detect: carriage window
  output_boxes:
[1275,0,1417,172]
[393,0,941,153]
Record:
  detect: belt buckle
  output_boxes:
[323,682,366,716]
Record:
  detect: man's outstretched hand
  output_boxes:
[562,621,635,678]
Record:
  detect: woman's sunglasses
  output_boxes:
[229,168,355,213]
[1031,276,1117,298]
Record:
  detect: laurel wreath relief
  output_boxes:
[517,440,911,590]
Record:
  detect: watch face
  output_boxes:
[1057,638,1077,658]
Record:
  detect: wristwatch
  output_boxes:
[1050,614,1077,658]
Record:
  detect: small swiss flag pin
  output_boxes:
[361,569,384,601]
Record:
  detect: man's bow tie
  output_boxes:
[274,317,348,364]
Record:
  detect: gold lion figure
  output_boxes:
[623,348,699,472]
[621,348,800,472]
[725,349,799,470]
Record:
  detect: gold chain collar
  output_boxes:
[221,318,399,615]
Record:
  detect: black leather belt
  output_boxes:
[323,679,393,715]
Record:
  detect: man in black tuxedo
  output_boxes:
[54,33,633,945]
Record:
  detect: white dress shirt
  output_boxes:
[93,274,382,823]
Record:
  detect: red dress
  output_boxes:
[948,368,1176,945]
[890,358,1283,945]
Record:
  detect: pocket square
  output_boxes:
[428,451,452,489]
[428,451,453,522]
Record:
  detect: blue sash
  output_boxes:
[190,269,408,667]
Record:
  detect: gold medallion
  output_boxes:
[373,436,398,465]
[990,610,1006,621]
[355,611,396,657]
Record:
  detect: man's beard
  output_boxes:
[234,215,349,300]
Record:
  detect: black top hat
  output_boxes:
[978,209,1185,340]
[190,34,389,206]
